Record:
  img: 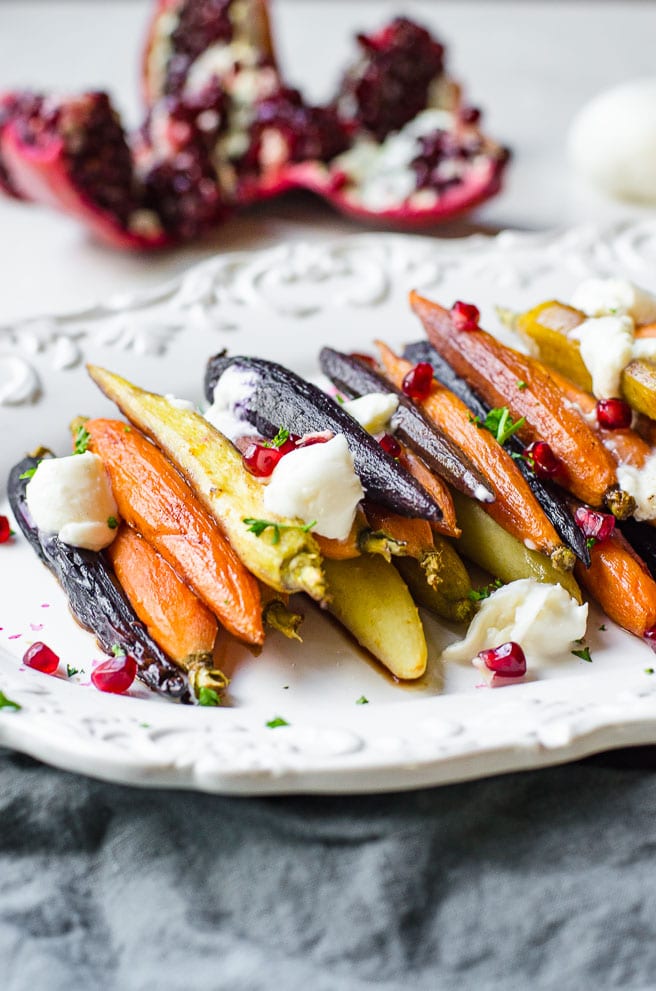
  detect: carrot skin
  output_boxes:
[575,532,656,637]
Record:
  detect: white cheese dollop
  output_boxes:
[568,79,656,204]
[442,579,588,666]
[617,453,656,521]
[571,278,656,325]
[263,434,364,540]
[204,365,259,443]
[570,314,635,399]
[26,452,119,552]
[342,393,399,435]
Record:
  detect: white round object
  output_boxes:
[568,78,656,203]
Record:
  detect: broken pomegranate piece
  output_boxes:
[0,90,168,249]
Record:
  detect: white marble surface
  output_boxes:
[0,1,656,322]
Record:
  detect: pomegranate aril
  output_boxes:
[524,440,567,482]
[450,300,480,332]
[0,515,12,543]
[296,431,333,448]
[574,506,615,542]
[23,641,60,675]
[477,641,526,678]
[596,398,632,430]
[402,361,434,400]
[379,433,401,457]
[644,624,656,642]
[243,442,283,477]
[91,654,137,695]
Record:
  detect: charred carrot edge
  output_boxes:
[85,418,265,646]
[398,447,460,538]
[575,531,656,637]
[313,511,406,561]
[108,525,227,696]
[363,504,448,589]
[409,291,631,516]
[376,341,575,571]
[545,365,653,470]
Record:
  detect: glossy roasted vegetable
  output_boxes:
[87,365,327,602]
[204,353,443,522]
[377,341,576,572]
[8,455,192,702]
[403,339,591,566]
[322,556,427,679]
[85,418,265,646]
[410,291,633,518]
[575,531,656,637]
[451,490,582,603]
[393,545,474,624]
[318,345,493,503]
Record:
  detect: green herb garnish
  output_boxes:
[266,715,289,728]
[198,686,222,707]
[73,423,90,455]
[66,664,79,678]
[19,467,37,480]
[517,380,527,390]
[599,624,607,632]
[356,696,369,705]
[107,516,118,530]
[572,646,593,663]
[481,407,526,446]
[243,517,316,544]
[645,668,654,675]
[0,690,21,711]
[586,537,597,550]
[469,579,503,602]
[111,644,126,657]
[263,426,291,449]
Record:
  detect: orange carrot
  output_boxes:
[376,341,574,569]
[399,447,460,537]
[86,418,264,646]
[363,504,435,560]
[575,532,656,637]
[108,525,219,668]
[410,291,627,514]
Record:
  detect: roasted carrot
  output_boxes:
[398,447,460,537]
[410,291,630,516]
[108,525,227,697]
[575,531,656,637]
[376,341,575,571]
[85,418,265,646]
[313,511,405,561]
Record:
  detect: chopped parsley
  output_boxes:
[266,715,289,728]
[198,686,222,707]
[469,579,502,602]
[586,537,597,550]
[481,407,527,446]
[263,426,290,449]
[243,517,316,543]
[599,624,607,632]
[66,664,80,678]
[107,516,118,530]
[0,690,20,711]
[73,423,91,455]
[111,644,126,657]
[572,646,593,663]
[19,466,37,480]
[356,695,369,705]
[517,380,527,390]
[645,668,654,676]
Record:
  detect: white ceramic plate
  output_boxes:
[3,223,656,795]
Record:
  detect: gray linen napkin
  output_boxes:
[1,748,655,991]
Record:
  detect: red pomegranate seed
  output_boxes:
[402,362,434,400]
[23,641,60,675]
[644,625,656,642]
[0,515,11,544]
[574,506,615,542]
[242,442,284,477]
[596,398,632,430]
[450,300,480,332]
[297,430,333,448]
[477,641,527,678]
[277,435,300,455]
[524,440,567,482]
[91,654,137,694]
[379,433,401,457]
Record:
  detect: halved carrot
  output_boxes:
[376,341,575,571]
[575,531,656,637]
[399,447,460,537]
[410,291,629,515]
[313,511,405,561]
[108,525,226,696]
[86,418,264,646]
